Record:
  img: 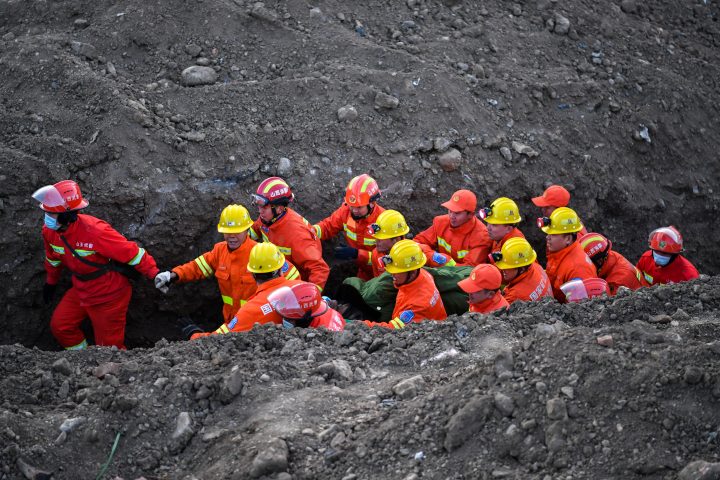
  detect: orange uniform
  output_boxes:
[502,262,553,304]
[545,241,597,302]
[636,251,699,286]
[308,308,346,331]
[414,216,492,266]
[171,239,300,322]
[365,269,447,329]
[250,208,329,289]
[314,204,385,280]
[492,227,526,253]
[368,242,455,278]
[192,277,305,338]
[469,291,509,314]
[597,250,647,295]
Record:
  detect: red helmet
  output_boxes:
[345,174,380,207]
[268,282,327,319]
[580,232,611,259]
[649,226,683,254]
[32,180,89,213]
[560,278,610,303]
[252,177,294,207]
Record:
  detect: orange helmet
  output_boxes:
[252,177,294,206]
[32,180,89,213]
[580,233,611,259]
[345,174,381,207]
[649,226,683,254]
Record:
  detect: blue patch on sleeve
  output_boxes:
[281,261,289,273]
[228,317,238,330]
[432,252,447,265]
[399,310,415,324]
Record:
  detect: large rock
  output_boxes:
[438,148,462,172]
[678,460,720,480]
[393,375,425,400]
[181,66,217,86]
[444,396,494,451]
[250,438,289,478]
[315,360,354,381]
[375,92,400,109]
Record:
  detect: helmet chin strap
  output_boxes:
[57,211,79,229]
[350,203,374,221]
[261,206,287,226]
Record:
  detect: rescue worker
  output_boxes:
[364,240,446,329]
[186,243,304,339]
[532,184,588,235]
[477,197,525,252]
[636,226,699,286]
[458,264,509,314]
[368,209,455,278]
[414,189,493,266]
[33,180,160,350]
[268,282,345,331]
[153,205,300,322]
[560,278,610,303]
[248,177,330,290]
[580,232,646,295]
[537,207,597,302]
[313,174,385,280]
[490,237,553,304]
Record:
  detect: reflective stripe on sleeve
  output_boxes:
[50,244,65,255]
[222,295,233,306]
[214,323,230,335]
[437,237,452,253]
[457,250,469,259]
[74,249,96,257]
[278,246,292,256]
[389,317,406,329]
[194,256,213,278]
[313,225,322,239]
[363,237,376,246]
[46,257,62,267]
[128,248,146,266]
[65,339,88,350]
[286,265,300,280]
[343,224,358,241]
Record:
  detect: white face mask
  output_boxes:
[652,251,672,267]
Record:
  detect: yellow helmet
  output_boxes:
[492,237,537,269]
[538,207,583,234]
[370,209,410,240]
[218,204,253,234]
[382,239,426,274]
[479,197,522,225]
[247,243,285,273]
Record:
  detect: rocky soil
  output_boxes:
[1,0,720,478]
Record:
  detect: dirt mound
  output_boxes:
[1,277,719,479]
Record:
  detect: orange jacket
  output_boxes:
[502,262,553,304]
[364,269,446,329]
[469,291,509,314]
[250,208,330,289]
[309,308,345,331]
[598,250,647,295]
[315,204,385,279]
[545,241,597,302]
[636,251,699,286]
[171,238,300,322]
[368,241,455,278]
[43,214,159,306]
[491,227,525,253]
[414,215,492,266]
[192,277,305,338]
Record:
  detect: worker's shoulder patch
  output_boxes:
[260,303,273,315]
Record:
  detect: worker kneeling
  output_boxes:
[364,239,447,330]
[268,282,345,332]
[184,243,303,340]
[458,264,509,314]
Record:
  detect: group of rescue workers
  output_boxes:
[33,176,699,350]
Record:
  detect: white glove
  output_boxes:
[154,271,173,294]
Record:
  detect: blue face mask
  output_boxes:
[652,251,672,267]
[44,213,60,230]
[282,319,294,329]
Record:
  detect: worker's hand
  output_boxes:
[154,271,174,294]
[177,317,204,340]
[334,246,358,260]
[389,310,415,329]
[42,283,57,305]
[431,251,448,265]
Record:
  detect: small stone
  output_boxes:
[315,360,353,382]
[511,141,539,158]
[553,13,571,35]
[60,417,86,433]
[375,92,400,109]
[434,137,452,152]
[260,374,271,382]
[678,460,720,480]
[444,396,494,451]
[330,431,346,448]
[683,366,703,385]
[535,382,547,393]
[499,146,512,161]
[438,148,462,172]
[546,398,567,420]
[71,41,97,59]
[648,314,672,324]
[277,157,293,176]
[597,335,614,347]
[181,66,217,86]
[185,44,202,57]
[672,308,691,322]
[560,386,574,399]
[337,105,358,122]
[494,392,515,417]
[52,358,73,376]
[250,438,289,478]
[172,412,193,440]
[393,375,425,400]
[620,0,638,14]
[93,362,121,379]
[73,19,89,29]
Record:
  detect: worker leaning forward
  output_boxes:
[414,189,492,266]
[490,237,553,304]
[185,243,304,339]
[249,177,330,290]
[313,174,385,280]
[153,204,300,322]
[537,207,597,302]
[364,240,447,330]
[33,180,160,350]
